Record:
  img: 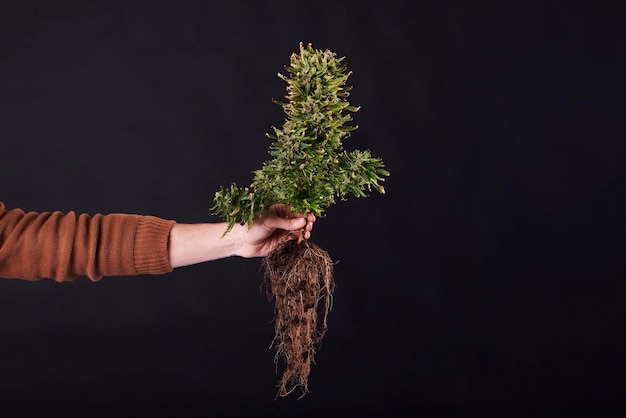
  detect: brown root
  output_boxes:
[261,238,335,399]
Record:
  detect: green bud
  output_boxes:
[212,42,389,231]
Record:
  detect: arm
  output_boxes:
[169,204,315,267]
[0,201,313,281]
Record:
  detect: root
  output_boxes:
[261,239,335,399]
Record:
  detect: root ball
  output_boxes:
[261,239,335,398]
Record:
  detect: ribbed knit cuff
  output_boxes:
[133,216,176,275]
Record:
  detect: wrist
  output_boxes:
[225,223,248,258]
[169,222,245,268]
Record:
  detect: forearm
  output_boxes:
[168,222,246,268]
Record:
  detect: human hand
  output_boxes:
[236,204,315,258]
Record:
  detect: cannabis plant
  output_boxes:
[211,42,389,398]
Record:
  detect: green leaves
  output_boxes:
[211,183,255,235]
[212,42,389,234]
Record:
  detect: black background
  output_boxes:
[1,0,625,415]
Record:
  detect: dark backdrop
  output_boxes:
[1,0,625,415]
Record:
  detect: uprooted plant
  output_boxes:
[211,42,389,398]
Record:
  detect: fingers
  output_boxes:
[304,213,315,234]
[295,214,314,240]
[263,212,304,231]
[267,212,315,237]
[293,213,315,234]
[287,216,308,231]
[264,204,316,241]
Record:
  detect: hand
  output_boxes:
[236,204,316,258]
[168,204,316,268]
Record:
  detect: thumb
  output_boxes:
[266,215,307,231]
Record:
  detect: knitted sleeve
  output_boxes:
[0,201,176,282]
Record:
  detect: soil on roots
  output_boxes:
[261,238,335,398]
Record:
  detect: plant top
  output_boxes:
[212,42,389,233]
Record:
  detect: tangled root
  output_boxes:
[261,239,335,399]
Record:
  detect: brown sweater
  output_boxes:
[0,201,176,282]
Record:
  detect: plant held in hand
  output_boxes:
[211,42,389,398]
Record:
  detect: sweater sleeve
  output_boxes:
[0,201,176,282]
